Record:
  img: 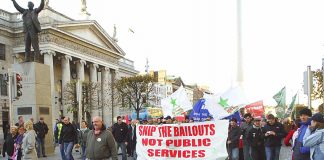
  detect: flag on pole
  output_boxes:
[273,87,286,118]
[189,99,210,121]
[222,111,242,125]
[204,86,248,120]
[284,93,297,118]
[161,86,192,117]
[128,28,135,33]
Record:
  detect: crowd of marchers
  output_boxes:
[227,108,324,160]
[0,113,209,160]
[2,108,324,160]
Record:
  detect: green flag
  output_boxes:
[284,93,297,118]
[273,87,286,107]
[273,87,286,118]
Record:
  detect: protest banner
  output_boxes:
[244,101,264,118]
[136,121,228,160]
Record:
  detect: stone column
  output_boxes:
[75,60,86,121]
[90,63,98,117]
[101,67,111,126]
[110,69,118,124]
[76,60,86,81]
[40,50,56,125]
[61,55,72,117]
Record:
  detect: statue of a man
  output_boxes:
[11,0,45,62]
[81,0,87,13]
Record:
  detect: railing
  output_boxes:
[118,58,134,69]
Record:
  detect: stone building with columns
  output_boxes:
[0,6,138,129]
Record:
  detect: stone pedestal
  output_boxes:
[12,62,54,155]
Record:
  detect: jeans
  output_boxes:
[36,137,46,157]
[60,143,66,160]
[265,146,281,160]
[230,147,239,160]
[64,142,74,160]
[81,146,86,160]
[117,142,127,160]
[243,145,252,160]
[133,148,137,160]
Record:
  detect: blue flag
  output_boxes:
[222,111,242,125]
[189,99,210,121]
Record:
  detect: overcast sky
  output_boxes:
[2,0,324,106]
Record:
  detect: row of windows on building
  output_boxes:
[0,43,7,96]
[0,43,5,60]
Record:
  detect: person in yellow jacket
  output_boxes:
[54,117,65,160]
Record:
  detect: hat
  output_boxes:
[254,117,262,121]
[311,113,324,123]
[267,114,275,120]
[230,118,238,123]
[299,108,312,117]
[165,116,171,120]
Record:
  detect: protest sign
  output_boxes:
[244,101,264,118]
[136,121,228,160]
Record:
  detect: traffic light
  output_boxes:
[14,73,22,98]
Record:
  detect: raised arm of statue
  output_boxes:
[44,0,49,8]
[36,0,45,13]
[11,0,25,14]
[81,0,87,11]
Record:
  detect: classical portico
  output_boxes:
[0,7,138,127]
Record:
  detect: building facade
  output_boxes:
[148,70,212,108]
[0,6,138,131]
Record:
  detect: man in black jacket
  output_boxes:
[227,118,241,160]
[59,117,77,160]
[247,117,265,160]
[34,117,49,158]
[112,116,129,160]
[240,113,253,160]
[263,114,286,160]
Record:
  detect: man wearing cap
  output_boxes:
[112,116,129,160]
[247,117,265,160]
[240,113,253,160]
[34,117,49,158]
[227,118,241,160]
[263,114,286,160]
[303,113,324,160]
[293,107,312,160]
[165,116,173,124]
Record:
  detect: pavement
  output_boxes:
[39,147,134,160]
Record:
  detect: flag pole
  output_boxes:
[236,0,243,87]
[307,66,312,109]
[322,58,324,105]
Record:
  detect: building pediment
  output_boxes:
[55,21,126,56]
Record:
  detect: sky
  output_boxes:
[2,0,324,106]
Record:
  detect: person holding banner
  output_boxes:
[240,113,253,160]
[227,118,242,160]
[263,114,286,160]
[247,117,265,160]
[127,120,137,159]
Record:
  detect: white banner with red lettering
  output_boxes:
[136,121,228,160]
